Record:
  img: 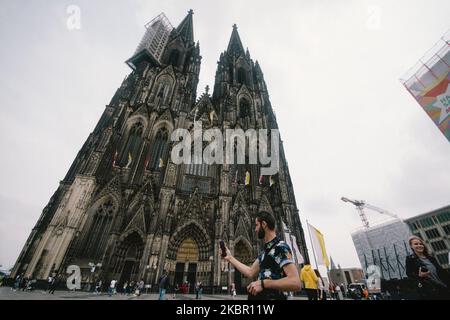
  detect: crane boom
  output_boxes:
[363,203,398,219]
[341,197,398,228]
[341,197,363,207]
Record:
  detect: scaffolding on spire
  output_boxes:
[126,13,174,69]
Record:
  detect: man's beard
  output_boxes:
[257,228,265,239]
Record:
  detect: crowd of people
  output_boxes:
[90,278,148,297]
[4,271,208,300]
[156,270,205,300]
[7,273,57,294]
[11,274,37,292]
[2,234,449,300]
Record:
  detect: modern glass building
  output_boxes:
[404,205,450,270]
[351,219,412,280]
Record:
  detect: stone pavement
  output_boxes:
[0,287,308,300]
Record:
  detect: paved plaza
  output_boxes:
[0,287,308,300]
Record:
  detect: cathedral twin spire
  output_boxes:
[227,24,245,56]
[175,9,194,45]
[173,10,254,65]
[167,10,267,107]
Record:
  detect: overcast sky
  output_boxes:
[1,0,449,270]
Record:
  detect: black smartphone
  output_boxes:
[420,267,428,273]
[219,240,227,257]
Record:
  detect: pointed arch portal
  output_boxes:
[168,223,210,290]
[114,232,144,284]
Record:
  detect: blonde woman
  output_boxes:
[406,236,450,300]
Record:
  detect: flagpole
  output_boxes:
[283,224,298,265]
[306,219,319,270]
[289,234,298,266]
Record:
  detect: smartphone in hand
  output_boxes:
[420,266,429,273]
[220,240,227,257]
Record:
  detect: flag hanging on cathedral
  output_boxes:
[245,171,250,185]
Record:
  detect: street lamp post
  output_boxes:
[145,265,151,294]
[209,256,214,294]
[152,264,157,292]
[88,262,102,292]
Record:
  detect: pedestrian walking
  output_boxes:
[108,279,117,297]
[158,271,169,300]
[122,281,128,295]
[173,283,179,299]
[48,275,57,294]
[300,264,318,300]
[137,279,145,296]
[231,283,237,299]
[314,270,327,300]
[94,280,102,294]
[13,274,21,291]
[46,275,53,292]
[340,283,347,298]
[335,284,343,300]
[328,282,335,300]
[195,282,200,299]
[128,281,135,295]
[362,287,369,299]
[199,282,203,299]
[20,276,28,291]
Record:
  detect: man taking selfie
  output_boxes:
[221,211,302,300]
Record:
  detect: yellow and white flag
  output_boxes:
[269,175,275,187]
[159,158,165,168]
[125,152,133,168]
[245,171,250,185]
[307,222,330,268]
[282,222,304,265]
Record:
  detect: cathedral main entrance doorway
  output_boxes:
[174,262,184,286]
[174,238,199,293]
[115,232,143,285]
[119,260,135,285]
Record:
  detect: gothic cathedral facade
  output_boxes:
[12,11,308,292]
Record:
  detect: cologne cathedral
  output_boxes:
[12,10,308,292]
